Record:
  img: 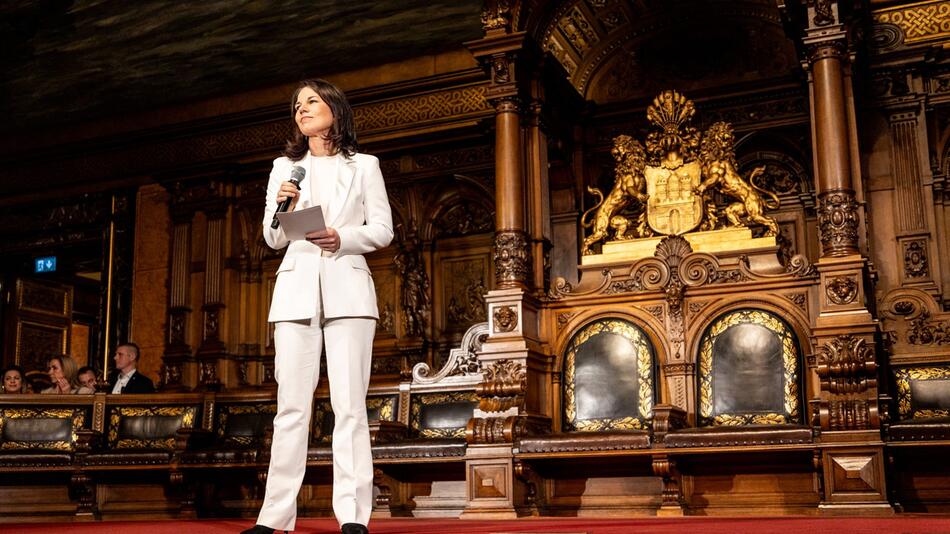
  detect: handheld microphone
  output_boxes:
[270,166,307,229]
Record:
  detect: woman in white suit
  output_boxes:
[244,80,393,534]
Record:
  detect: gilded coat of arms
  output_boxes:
[581,91,780,256]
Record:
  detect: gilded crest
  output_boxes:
[581,90,781,255]
[643,91,704,235]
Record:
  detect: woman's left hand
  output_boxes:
[306,227,340,253]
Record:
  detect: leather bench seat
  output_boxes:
[887,416,950,441]
[662,424,813,448]
[516,430,650,454]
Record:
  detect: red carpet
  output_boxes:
[4,517,950,534]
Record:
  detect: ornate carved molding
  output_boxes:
[903,239,929,279]
[355,85,490,133]
[556,311,579,330]
[825,276,858,305]
[817,190,860,257]
[815,335,879,430]
[908,310,950,345]
[784,292,808,311]
[476,359,526,413]
[493,305,518,333]
[873,2,950,46]
[493,230,531,288]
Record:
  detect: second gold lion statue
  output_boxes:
[696,122,780,236]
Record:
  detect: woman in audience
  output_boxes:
[2,366,29,394]
[41,355,94,394]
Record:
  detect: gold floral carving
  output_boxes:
[895,366,950,419]
[874,2,950,45]
[0,408,86,451]
[699,310,799,426]
[216,403,277,446]
[564,319,654,431]
[410,391,478,438]
[108,406,198,450]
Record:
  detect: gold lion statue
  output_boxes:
[696,122,780,236]
[581,135,651,255]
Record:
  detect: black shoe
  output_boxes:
[241,526,275,534]
[341,523,369,534]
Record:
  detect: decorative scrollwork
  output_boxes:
[412,323,487,385]
[908,310,950,345]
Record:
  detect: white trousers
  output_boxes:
[257,316,376,531]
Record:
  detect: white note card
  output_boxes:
[275,205,327,240]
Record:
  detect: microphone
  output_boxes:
[270,166,307,229]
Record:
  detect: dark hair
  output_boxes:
[78,366,97,376]
[282,79,359,161]
[118,342,140,361]
[2,365,27,393]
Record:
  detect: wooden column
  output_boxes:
[810,40,860,258]
[463,13,551,519]
[799,0,891,514]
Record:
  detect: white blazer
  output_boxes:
[263,152,394,322]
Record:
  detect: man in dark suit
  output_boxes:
[107,342,155,394]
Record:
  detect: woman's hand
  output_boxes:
[277,181,301,212]
[56,377,71,394]
[306,228,340,253]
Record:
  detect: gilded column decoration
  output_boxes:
[493,305,518,333]
[814,335,879,430]
[903,240,929,278]
[817,191,860,257]
[825,276,858,305]
[493,230,531,288]
[394,232,430,338]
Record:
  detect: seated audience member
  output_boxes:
[41,355,95,395]
[107,342,155,394]
[77,366,99,391]
[2,365,30,394]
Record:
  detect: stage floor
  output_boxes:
[5,516,950,534]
